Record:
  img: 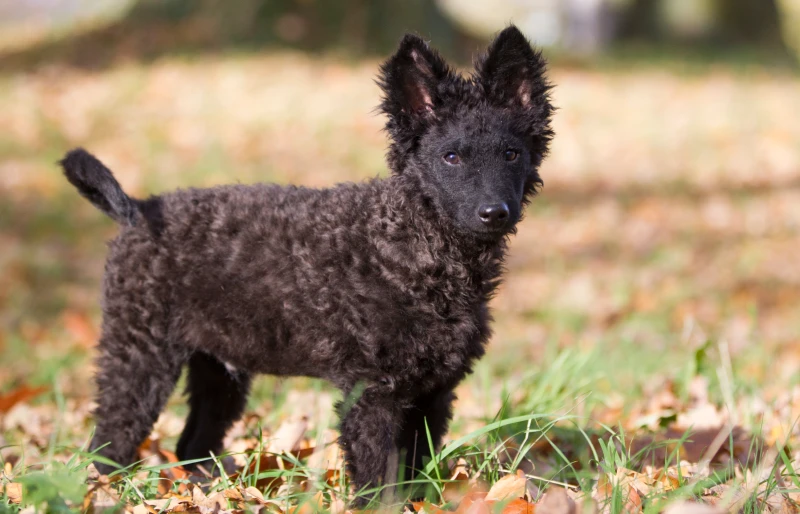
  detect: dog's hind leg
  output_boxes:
[89,322,186,475]
[176,352,251,470]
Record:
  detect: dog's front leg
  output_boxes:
[338,385,403,507]
[397,387,456,496]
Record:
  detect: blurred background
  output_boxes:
[1,0,799,467]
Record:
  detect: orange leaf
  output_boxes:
[0,385,47,414]
[412,501,450,514]
[486,472,527,502]
[622,488,642,514]
[159,448,180,463]
[154,448,190,496]
[4,482,22,503]
[463,498,493,514]
[290,491,324,514]
[62,311,98,349]
[157,466,190,497]
[501,498,535,514]
[455,492,491,514]
[536,487,575,514]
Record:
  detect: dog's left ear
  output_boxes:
[477,25,551,117]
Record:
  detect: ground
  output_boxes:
[1,52,800,513]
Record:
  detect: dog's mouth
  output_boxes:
[468,225,515,241]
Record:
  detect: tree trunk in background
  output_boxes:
[123,0,462,57]
[617,0,662,40]
[717,0,784,47]
[618,0,785,47]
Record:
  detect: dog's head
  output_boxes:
[378,26,553,240]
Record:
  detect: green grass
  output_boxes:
[1,335,793,512]
[1,47,800,512]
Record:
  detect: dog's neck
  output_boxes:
[381,173,508,297]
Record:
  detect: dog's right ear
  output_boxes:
[378,34,453,132]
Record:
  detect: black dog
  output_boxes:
[61,26,553,504]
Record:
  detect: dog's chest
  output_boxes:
[380,282,492,391]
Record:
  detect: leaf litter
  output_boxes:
[1,48,800,514]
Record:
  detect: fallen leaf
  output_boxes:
[413,501,450,514]
[132,504,155,514]
[290,491,324,514]
[4,482,22,503]
[153,446,189,496]
[464,498,493,514]
[455,491,490,514]
[487,471,527,501]
[238,446,315,491]
[0,385,47,414]
[62,310,98,348]
[240,486,263,502]
[268,418,308,453]
[662,502,723,514]
[329,492,346,514]
[501,498,536,514]
[593,472,642,514]
[443,458,473,503]
[622,488,642,514]
[537,487,574,514]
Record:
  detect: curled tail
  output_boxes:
[60,148,137,225]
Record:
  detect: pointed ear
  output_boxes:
[378,34,453,127]
[476,26,550,112]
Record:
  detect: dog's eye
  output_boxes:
[443,152,461,165]
[504,149,519,162]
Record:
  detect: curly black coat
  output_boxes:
[61,26,553,504]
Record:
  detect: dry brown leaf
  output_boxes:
[62,310,98,348]
[238,446,316,491]
[132,504,156,514]
[329,492,346,514]
[443,458,473,503]
[463,498,494,514]
[82,475,122,513]
[4,482,22,503]
[268,418,308,453]
[622,488,642,514]
[413,501,442,514]
[206,493,228,510]
[537,486,575,514]
[501,498,536,514]
[451,458,470,481]
[144,499,178,511]
[157,466,190,497]
[662,502,724,514]
[153,446,189,496]
[159,447,180,463]
[240,486,264,502]
[290,491,324,514]
[0,385,47,414]
[486,471,527,501]
[307,429,342,472]
[455,491,490,514]
[593,472,642,514]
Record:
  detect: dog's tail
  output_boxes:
[60,148,137,225]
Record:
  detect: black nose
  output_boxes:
[477,203,510,229]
